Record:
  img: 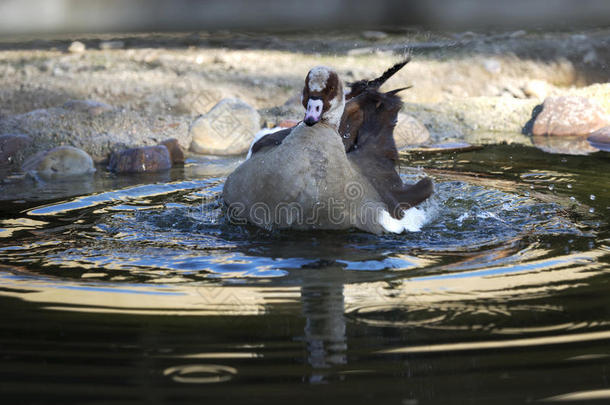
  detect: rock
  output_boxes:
[403,97,539,142]
[160,138,185,164]
[189,98,261,155]
[531,96,610,137]
[68,41,86,54]
[362,30,388,40]
[62,100,113,116]
[108,145,172,173]
[22,146,95,177]
[393,113,430,148]
[587,126,610,152]
[278,119,299,128]
[0,134,33,176]
[99,40,125,50]
[482,59,501,74]
[523,80,550,100]
[0,107,191,162]
[532,134,599,156]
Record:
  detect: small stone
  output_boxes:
[160,138,185,164]
[587,126,610,152]
[361,30,388,41]
[99,40,125,50]
[523,80,550,100]
[393,113,430,149]
[22,146,95,177]
[482,58,501,74]
[108,145,172,173]
[68,41,86,53]
[62,99,113,116]
[277,119,299,128]
[532,96,610,137]
[189,98,261,155]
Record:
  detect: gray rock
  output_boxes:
[22,146,95,177]
[0,106,190,162]
[403,97,539,142]
[108,145,172,173]
[532,96,609,137]
[394,113,430,148]
[189,98,261,155]
[160,138,185,164]
[68,41,86,54]
[587,126,610,152]
[0,134,32,172]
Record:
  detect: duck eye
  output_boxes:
[316,106,320,112]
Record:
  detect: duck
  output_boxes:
[222,58,433,234]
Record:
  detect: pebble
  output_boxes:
[99,40,125,50]
[522,80,550,100]
[68,41,86,54]
[531,96,609,137]
[189,98,261,155]
[361,31,388,41]
[108,145,172,173]
[22,146,95,177]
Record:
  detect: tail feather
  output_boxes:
[346,56,411,99]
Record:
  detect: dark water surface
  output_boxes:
[0,144,609,404]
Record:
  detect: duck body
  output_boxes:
[222,59,434,234]
[223,122,387,234]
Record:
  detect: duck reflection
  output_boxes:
[298,265,348,382]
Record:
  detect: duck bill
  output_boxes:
[304,98,323,126]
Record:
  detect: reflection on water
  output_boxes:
[0,144,608,403]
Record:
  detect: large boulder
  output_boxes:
[22,146,95,177]
[531,96,609,137]
[108,145,172,173]
[189,98,261,155]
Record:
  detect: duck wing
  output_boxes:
[341,61,433,218]
[250,127,293,155]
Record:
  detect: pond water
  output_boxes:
[0,143,608,404]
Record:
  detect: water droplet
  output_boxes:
[570,196,576,202]
[567,184,572,189]
[590,194,596,201]
[548,184,554,191]
[530,185,534,190]
[589,207,595,213]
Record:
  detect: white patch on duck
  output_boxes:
[246,127,284,160]
[378,207,428,233]
[323,90,345,130]
[307,66,330,92]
